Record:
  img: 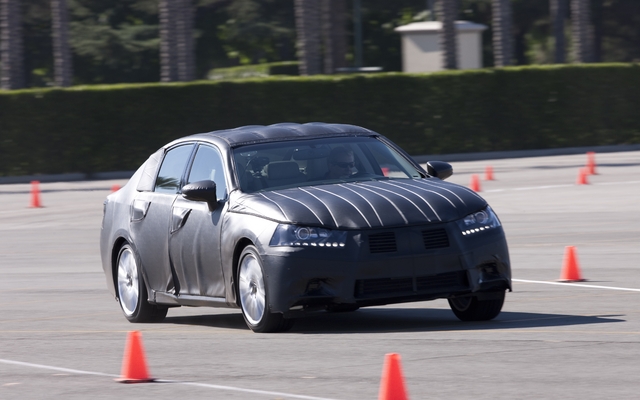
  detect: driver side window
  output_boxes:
[187,145,228,201]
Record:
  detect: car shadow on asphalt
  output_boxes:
[163,307,624,334]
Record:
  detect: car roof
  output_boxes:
[193,122,378,147]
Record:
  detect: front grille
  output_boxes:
[369,232,397,253]
[355,277,413,297]
[422,229,450,249]
[416,271,468,291]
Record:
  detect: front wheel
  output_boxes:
[116,243,168,323]
[448,291,505,321]
[238,245,293,333]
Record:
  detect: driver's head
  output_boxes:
[327,147,355,179]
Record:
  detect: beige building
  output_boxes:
[395,21,487,73]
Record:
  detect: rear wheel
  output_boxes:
[116,243,168,323]
[448,291,505,321]
[238,245,293,333]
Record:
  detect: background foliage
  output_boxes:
[1,64,639,176]
[11,0,640,86]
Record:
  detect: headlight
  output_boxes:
[269,224,347,248]
[458,206,501,236]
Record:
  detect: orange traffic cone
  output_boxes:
[470,174,481,192]
[30,181,42,208]
[558,246,585,282]
[117,331,154,383]
[378,353,409,400]
[586,151,597,175]
[484,165,494,181]
[576,168,588,185]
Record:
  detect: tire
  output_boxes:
[116,243,168,323]
[238,245,293,333]
[448,291,505,322]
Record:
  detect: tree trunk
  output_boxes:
[550,0,568,63]
[571,0,593,63]
[321,0,347,74]
[51,0,72,87]
[491,0,513,67]
[436,0,457,70]
[0,0,25,89]
[294,0,321,75]
[159,0,178,82]
[176,0,195,81]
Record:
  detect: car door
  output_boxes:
[169,144,228,298]
[130,143,195,296]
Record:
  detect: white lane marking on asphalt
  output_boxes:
[513,279,640,292]
[165,381,340,400]
[0,358,341,400]
[0,359,116,377]
[484,180,640,193]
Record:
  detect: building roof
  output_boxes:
[395,20,487,34]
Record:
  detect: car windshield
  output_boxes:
[232,136,424,193]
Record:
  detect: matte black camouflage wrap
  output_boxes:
[100,123,511,323]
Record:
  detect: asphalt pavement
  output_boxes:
[1,150,639,399]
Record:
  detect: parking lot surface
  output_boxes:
[1,150,639,399]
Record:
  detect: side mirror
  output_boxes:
[426,161,453,180]
[182,180,218,211]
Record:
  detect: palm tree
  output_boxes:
[160,0,195,82]
[550,0,568,64]
[491,0,513,67]
[159,0,177,82]
[51,0,72,86]
[436,0,457,70]
[176,0,195,81]
[321,0,347,74]
[0,0,25,89]
[571,0,593,63]
[294,0,321,75]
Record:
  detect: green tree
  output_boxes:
[69,0,160,83]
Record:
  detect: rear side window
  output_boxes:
[154,145,194,194]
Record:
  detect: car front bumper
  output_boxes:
[260,222,511,315]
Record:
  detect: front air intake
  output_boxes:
[368,232,397,253]
[422,229,449,249]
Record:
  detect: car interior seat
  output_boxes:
[264,161,306,188]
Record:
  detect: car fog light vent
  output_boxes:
[369,232,397,253]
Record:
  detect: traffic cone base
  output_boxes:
[378,353,409,400]
[576,168,588,185]
[586,151,597,175]
[558,246,586,282]
[30,180,43,208]
[117,331,154,383]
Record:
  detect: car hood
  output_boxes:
[230,178,487,229]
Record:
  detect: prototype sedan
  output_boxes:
[100,123,511,332]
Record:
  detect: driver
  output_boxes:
[326,147,355,179]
